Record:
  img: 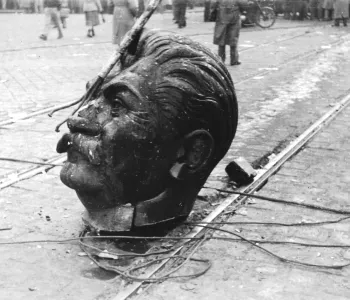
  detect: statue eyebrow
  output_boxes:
[102,81,143,104]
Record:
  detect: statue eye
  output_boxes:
[111,98,126,117]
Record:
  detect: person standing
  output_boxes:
[212,0,247,65]
[83,0,103,38]
[173,0,188,28]
[39,0,63,40]
[333,0,349,26]
[110,0,138,45]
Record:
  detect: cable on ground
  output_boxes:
[79,234,211,283]
[204,186,350,215]
[191,224,350,270]
[190,216,350,227]
[2,188,350,280]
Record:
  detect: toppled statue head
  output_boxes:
[57,29,238,231]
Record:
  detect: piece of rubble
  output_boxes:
[225,157,257,186]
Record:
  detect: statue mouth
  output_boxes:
[57,133,102,165]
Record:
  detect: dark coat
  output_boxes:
[323,0,334,9]
[212,0,247,46]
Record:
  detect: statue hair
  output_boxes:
[119,29,238,175]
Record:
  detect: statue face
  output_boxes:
[57,60,180,210]
[56,30,238,231]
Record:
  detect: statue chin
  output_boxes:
[60,161,103,191]
[60,162,120,210]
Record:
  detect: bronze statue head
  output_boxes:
[57,29,238,231]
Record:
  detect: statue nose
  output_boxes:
[67,116,102,136]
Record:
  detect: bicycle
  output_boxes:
[241,0,276,28]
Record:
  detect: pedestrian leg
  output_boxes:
[61,16,67,28]
[40,7,52,40]
[178,3,187,28]
[343,17,347,26]
[204,0,210,21]
[218,45,226,62]
[51,8,63,38]
[183,4,187,27]
[310,6,316,20]
[324,9,330,20]
[230,43,240,65]
[173,4,179,23]
[87,27,93,37]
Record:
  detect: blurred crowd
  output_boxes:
[2,0,348,65]
[274,0,350,23]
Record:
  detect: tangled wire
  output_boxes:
[2,189,350,283]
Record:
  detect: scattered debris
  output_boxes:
[45,216,51,221]
[78,252,88,257]
[225,157,257,186]
[28,287,37,291]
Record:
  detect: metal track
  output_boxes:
[113,92,350,299]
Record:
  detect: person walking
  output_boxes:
[173,0,188,28]
[83,0,103,38]
[333,0,349,25]
[110,0,138,45]
[211,0,247,65]
[39,0,63,40]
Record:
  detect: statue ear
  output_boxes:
[184,130,214,173]
[170,130,214,180]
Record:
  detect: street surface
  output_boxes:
[0,10,350,300]
[141,99,350,300]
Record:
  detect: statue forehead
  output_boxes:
[101,57,158,92]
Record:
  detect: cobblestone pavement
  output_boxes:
[140,94,350,300]
[1,11,350,300]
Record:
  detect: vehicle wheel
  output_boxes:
[256,7,276,28]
